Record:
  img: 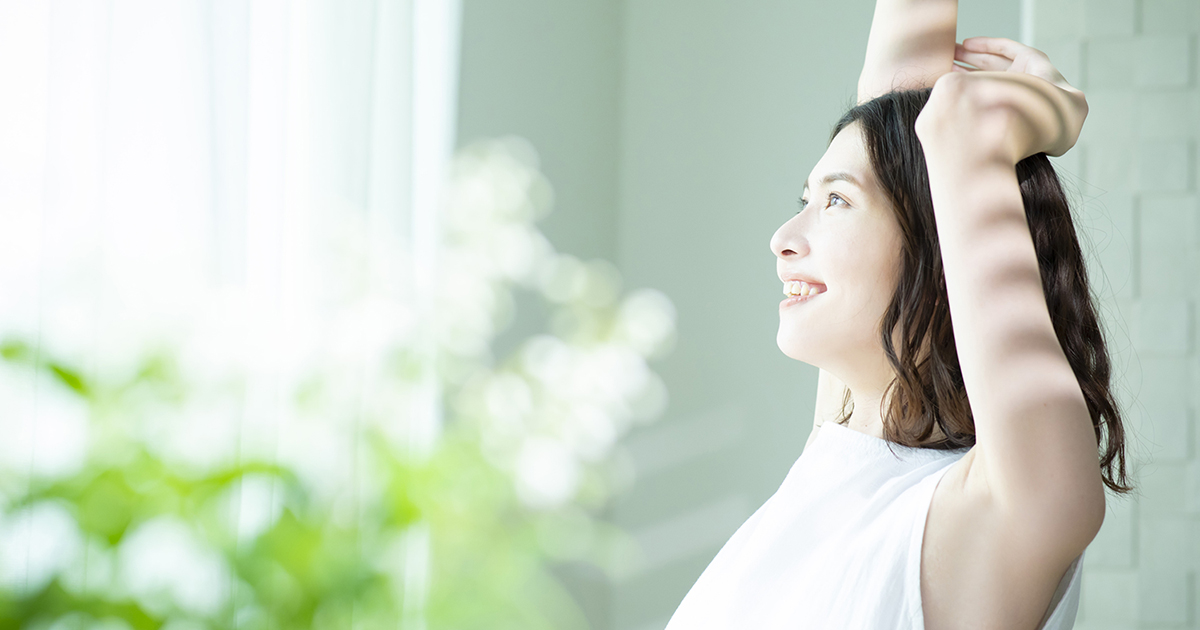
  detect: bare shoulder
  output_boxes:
[920,448,1086,630]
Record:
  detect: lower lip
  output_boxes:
[780,293,822,308]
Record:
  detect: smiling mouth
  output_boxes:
[781,280,826,297]
[780,278,826,309]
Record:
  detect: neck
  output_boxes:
[845,390,888,439]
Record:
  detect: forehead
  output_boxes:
[804,122,875,190]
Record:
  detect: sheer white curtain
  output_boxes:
[0,0,458,623]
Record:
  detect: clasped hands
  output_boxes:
[915,37,1088,166]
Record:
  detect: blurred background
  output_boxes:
[0,0,1194,629]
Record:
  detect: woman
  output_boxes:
[662,1,1132,629]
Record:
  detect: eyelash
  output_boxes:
[796,193,848,213]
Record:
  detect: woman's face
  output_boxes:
[770,122,904,374]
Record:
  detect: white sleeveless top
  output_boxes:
[663,420,1085,629]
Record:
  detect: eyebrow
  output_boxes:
[802,171,862,191]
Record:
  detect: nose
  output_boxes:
[770,214,808,260]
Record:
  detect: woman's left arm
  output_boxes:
[916,39,1104,557]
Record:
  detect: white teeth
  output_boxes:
[782,280,823,297]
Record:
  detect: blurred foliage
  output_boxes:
[0,138,675,630]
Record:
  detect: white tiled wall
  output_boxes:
[1034,0,1199,626]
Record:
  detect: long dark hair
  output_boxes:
[829,88,1132,495]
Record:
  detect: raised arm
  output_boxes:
[915,40,1101,558]
[858,0,959,104]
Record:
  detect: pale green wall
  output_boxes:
[457,2,1020,629]
[456,0,622,264]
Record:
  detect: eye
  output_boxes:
[796,192,848,214]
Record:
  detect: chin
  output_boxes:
[777,320,846,366]
[776,328,815,363]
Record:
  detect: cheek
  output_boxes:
[830,239,900,312]
[847,223,902,278]
[831,232,890,284]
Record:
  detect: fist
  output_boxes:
[914,38,1087,164]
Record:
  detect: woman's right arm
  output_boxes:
[857,0,959,104]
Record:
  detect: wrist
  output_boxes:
[923,155,1023,223]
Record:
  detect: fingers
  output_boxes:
[954,43,1014,71]
[960,36,1029,60]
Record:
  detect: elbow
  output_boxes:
[1018,475,1107,558]
[1063,479,1108,552]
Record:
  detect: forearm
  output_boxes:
[858,0,958,103]
[924,151,1098,504]
[925,156,1067,406]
